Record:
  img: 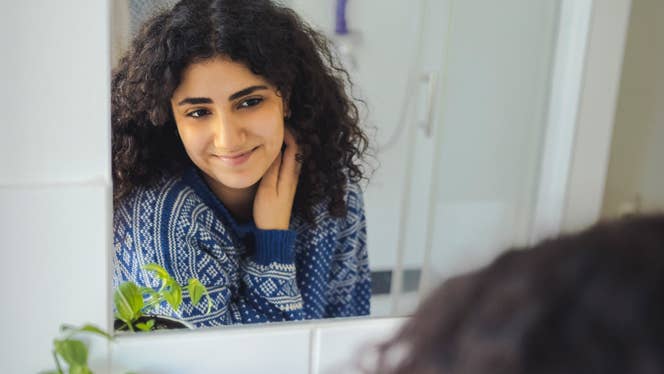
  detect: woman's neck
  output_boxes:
[203,175,258,223]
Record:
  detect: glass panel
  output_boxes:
[419,0,561,299]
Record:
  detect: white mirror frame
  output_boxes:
[0,0,631,372]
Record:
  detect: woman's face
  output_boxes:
[171,56,287,190]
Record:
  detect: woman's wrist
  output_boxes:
[255,222,290,231]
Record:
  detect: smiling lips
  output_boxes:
[215,146,258,166]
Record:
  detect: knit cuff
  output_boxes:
[253,229,297,265]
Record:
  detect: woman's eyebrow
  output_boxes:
[176,85,268,106]
[177,97,213,106]
[228,85,268,101]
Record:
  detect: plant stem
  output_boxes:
[205,293,213,314]
[143,296,164,311]
[116,316,136,332]
[52,349,64,374]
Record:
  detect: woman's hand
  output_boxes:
[253,128,302,230]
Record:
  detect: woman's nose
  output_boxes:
[212,114,246,151]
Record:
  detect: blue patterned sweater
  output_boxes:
[113,166,371,327]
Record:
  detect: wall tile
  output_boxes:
[314,317,405,374]
[0,183,111,373]
[111,324,311,374]
[0,1,110,184]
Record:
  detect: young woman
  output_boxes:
[112,0,371,327]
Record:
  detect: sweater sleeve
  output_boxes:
[113,203,303,327]
[234,228,304,323]
[325,183,372,317]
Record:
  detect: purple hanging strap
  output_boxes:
[335,0,349,35]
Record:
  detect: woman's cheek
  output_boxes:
[178,126,205,158]
[271,118,286,146]
[253,116,284,151]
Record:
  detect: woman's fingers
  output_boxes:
[253,128,300,230]
[261,151,281,190]
[279,128,302,192]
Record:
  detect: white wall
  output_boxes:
[602,0,664,217]
[111,0,130,66]
[0,1,111,373]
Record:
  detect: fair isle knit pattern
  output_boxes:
[113,166,371,327]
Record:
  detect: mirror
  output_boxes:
[110,0,564,330]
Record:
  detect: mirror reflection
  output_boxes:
[112,0,372,330]
[111,0,562,330]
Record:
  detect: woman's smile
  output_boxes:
[214,145,260,167]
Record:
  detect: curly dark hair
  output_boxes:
[371,214,664,374]
[112,0,370,221]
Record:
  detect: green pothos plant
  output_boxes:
[114,263,213,332]
[40,324,115,374]
[42,263,212,373]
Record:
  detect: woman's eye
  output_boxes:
[238,98,263,109]
[187,109,211,118]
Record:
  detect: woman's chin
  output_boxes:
[214,174,261,190]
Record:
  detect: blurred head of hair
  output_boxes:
[373,214,664,374]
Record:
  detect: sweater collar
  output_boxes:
[182,166,257,238]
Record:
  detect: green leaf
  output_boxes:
[188,278,213,314]
[38,371,61,374]
[78,324,113,340]
[142,263,173,283]
[163,281,183,311]
[69,365,93,374]
[114,282,144,324]
[54,339,88,367]
[136,319,155,332]
[61,324,113,341]
[187,278,205,305]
